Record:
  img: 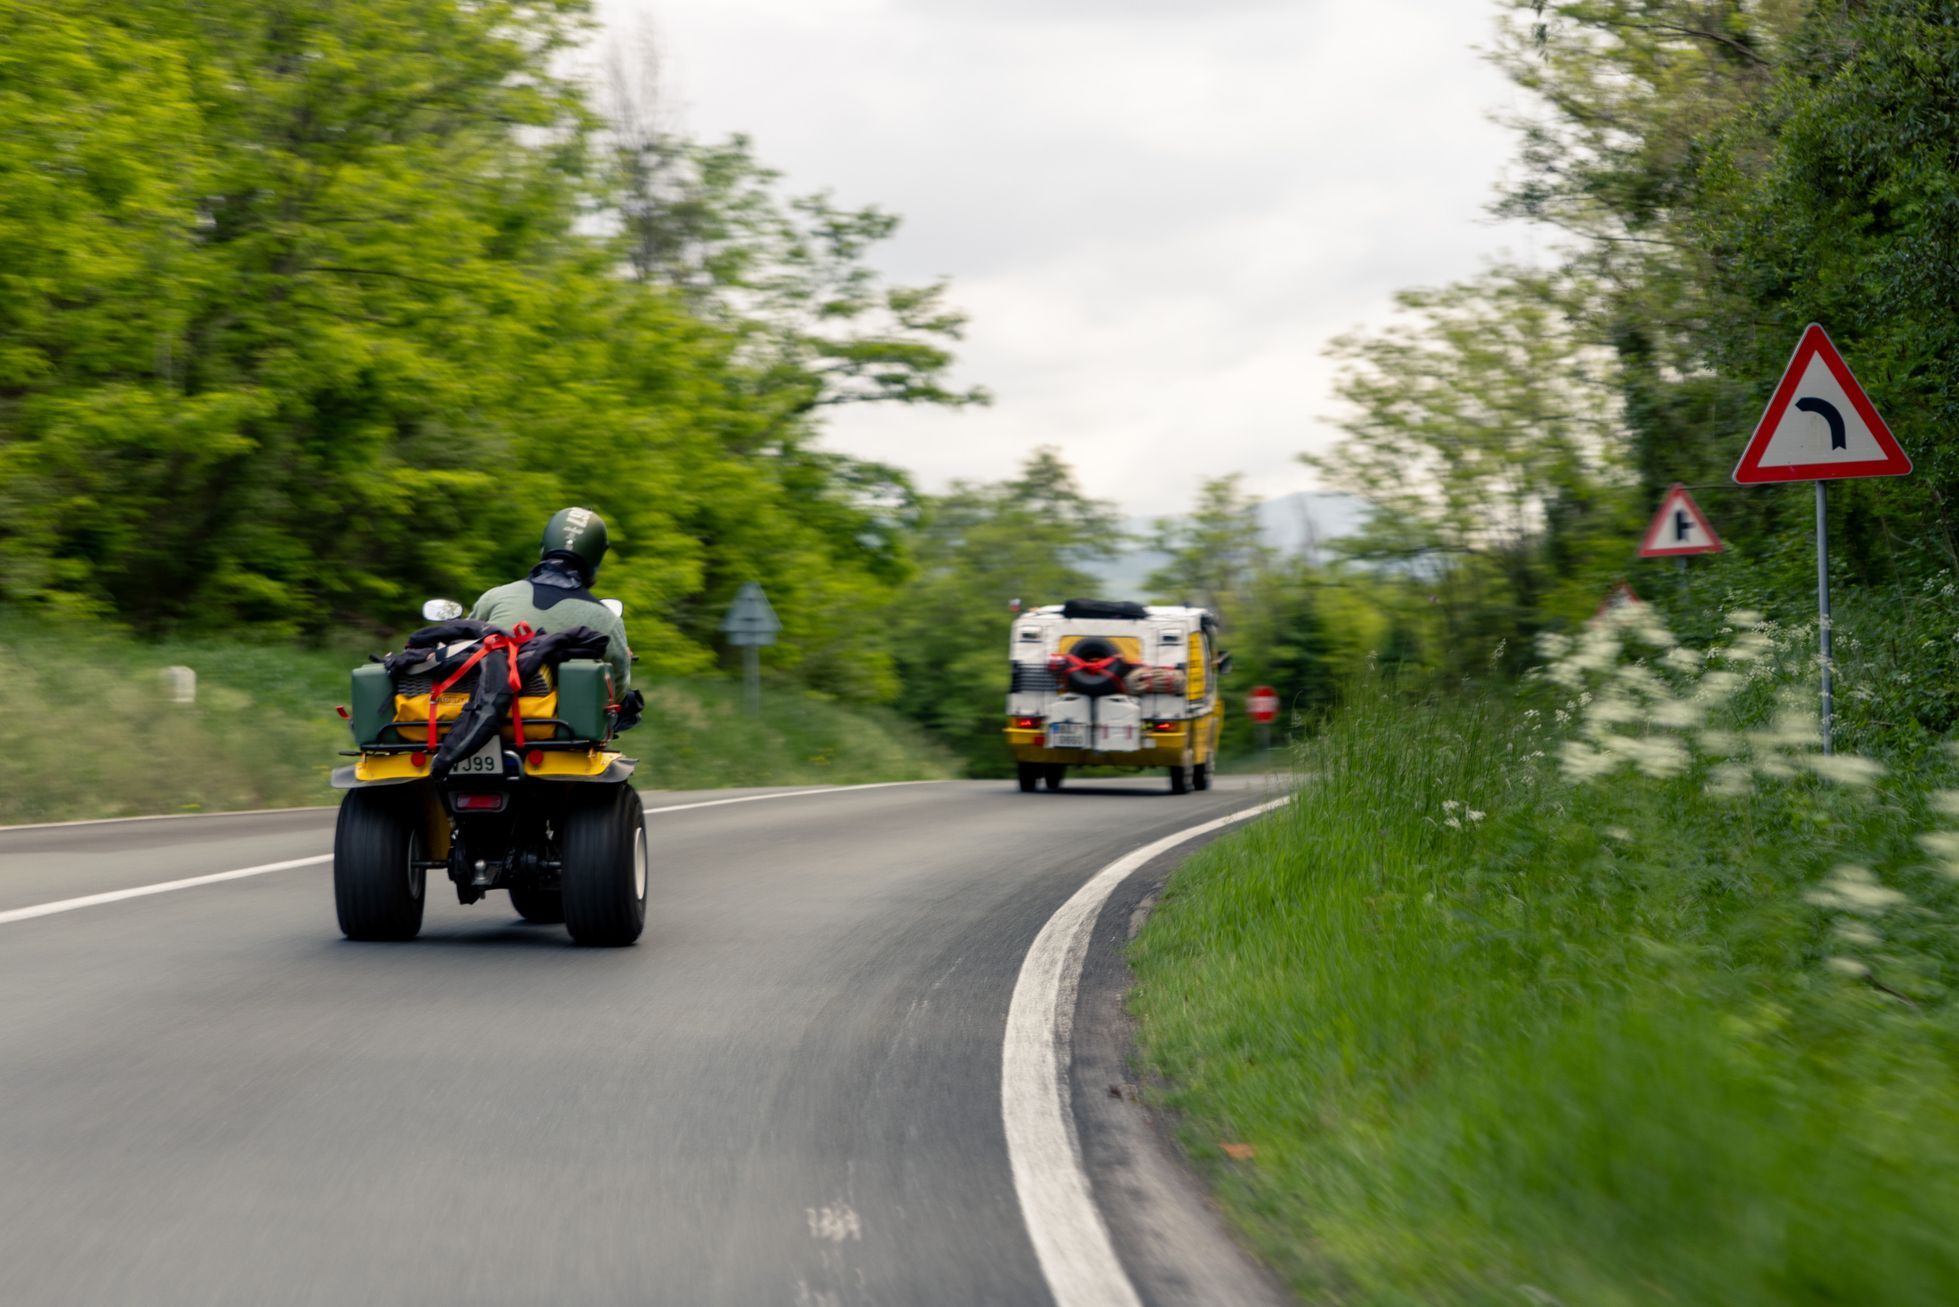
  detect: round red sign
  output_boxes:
[1247,686,1280,724]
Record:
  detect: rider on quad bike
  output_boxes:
[331,506,648,947]
[472,507,632,694]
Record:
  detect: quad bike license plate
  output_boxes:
[1048,722,1086,749]
[450,739,505,776]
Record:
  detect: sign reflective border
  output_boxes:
[1638,483,1723,558]
[1733,324,1910,484]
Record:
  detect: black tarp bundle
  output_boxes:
[382,620,636,776]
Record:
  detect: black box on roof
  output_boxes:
[1060,599,1149,621]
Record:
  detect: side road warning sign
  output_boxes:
[1639,483,1723,557]
[1733,324,1910,484]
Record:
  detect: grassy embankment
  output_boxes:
[0,619,955,825]
[1131,602,1959,1304]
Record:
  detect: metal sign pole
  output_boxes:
[1816,480,1834,755]
[743,645,761,716]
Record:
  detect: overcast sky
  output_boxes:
[596,0,1529,516]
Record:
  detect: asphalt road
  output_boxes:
[0,777,1283,1306]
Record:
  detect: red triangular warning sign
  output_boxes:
[1733,324,1910,484]
[1638,483,1723,557]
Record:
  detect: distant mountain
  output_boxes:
[1088,490,1372,600]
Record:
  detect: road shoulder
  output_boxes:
[1074,843,1295,1307]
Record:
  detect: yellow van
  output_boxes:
[1003,599,1227,794]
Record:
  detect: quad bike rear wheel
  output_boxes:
[509,885,565,924]
[334,788,426,941]
[561,784,647,947]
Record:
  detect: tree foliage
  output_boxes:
[0,0,977,706]
[1311,0,1959,699]
[885,449,1123,772]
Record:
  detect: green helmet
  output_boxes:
[539,506,609,581]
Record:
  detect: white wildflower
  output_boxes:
[1466,809,1486,823]
[1443,816,1462,830]
[1603,826,1633,842]
[1697,729,1741,755]
[1441,799,1460,812]
[1831,920,1881,948]
[1824,956,1871,978]
[1805,865,1908,915]
[1802,753,1887,787]
[1559,740,1613,781]
[1916,831,1959,879]
[1661,646,1705,674]
[1930,790,1959,819]
[1651,698,1705,729]
[1706,763,1753,797]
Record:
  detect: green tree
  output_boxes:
[1144,475,1270,620]
[887,449,1123,773]
[1308,267,1637,673]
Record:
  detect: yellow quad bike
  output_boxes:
[330,602,644,946]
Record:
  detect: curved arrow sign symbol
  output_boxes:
[1796,396,1847,451]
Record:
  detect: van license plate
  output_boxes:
[1048,722,1085,749]
[451,740,504,776]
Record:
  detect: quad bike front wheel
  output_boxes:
[561,784,647,947]
[334,788,426,941]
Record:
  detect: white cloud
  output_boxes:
[598,0,1530,514]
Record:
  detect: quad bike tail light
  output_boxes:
[451,793,507,813]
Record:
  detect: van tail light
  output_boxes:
[1148,721,1182,733]
[1011,716,1043,730]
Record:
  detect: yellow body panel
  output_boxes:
[1186,633,1208,699]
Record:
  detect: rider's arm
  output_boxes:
[605,617,633,696]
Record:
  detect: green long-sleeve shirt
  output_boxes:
[469,580,632,694]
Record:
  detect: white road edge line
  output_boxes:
[646,779,942,814]
[0,780,949,925]
[1002,796,1290,1307]
[0,856,333,926]
[0,805,334,835]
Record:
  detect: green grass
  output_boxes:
[0,618,955,824]
[1130,682,1959,1305]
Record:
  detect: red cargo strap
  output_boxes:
[426,624,536,758]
